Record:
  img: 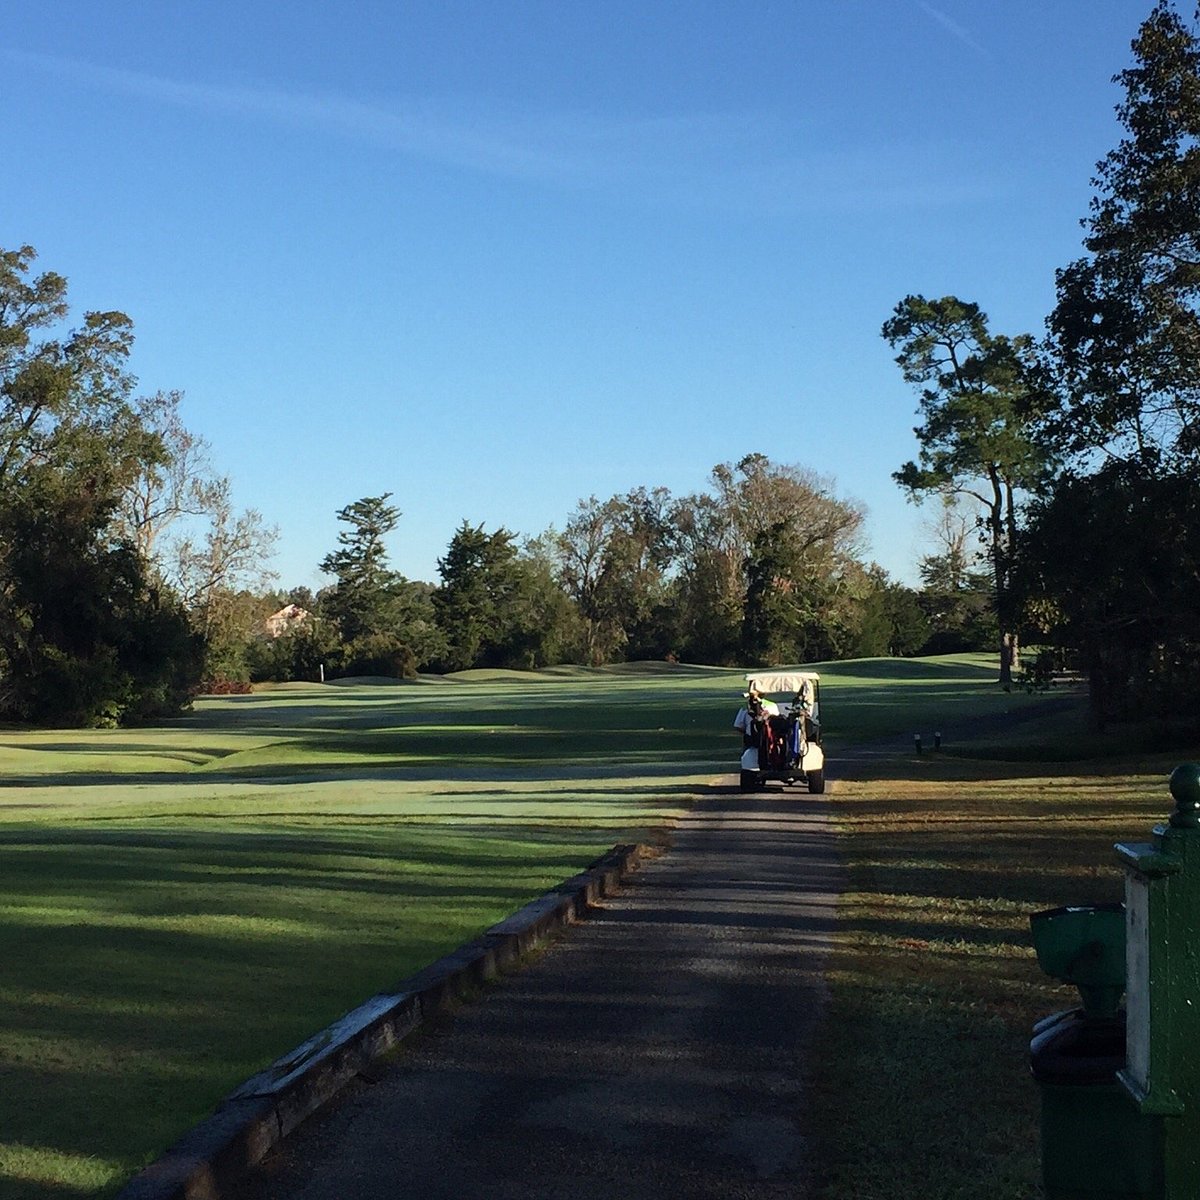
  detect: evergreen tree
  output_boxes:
[1029,2,1200,725]
[319,495,438,676]
[320,495,405,644]
[434,521,521,670]
[884,295,1049,686]
[1046,1,1200,470]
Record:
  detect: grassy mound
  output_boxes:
[323,674,410,686]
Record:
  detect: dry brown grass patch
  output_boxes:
[808,751,1186,1199]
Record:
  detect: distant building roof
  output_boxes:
[264,604,310,638]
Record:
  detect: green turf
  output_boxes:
[0,654,1060,1198]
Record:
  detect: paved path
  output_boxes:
[242,784,843,1200]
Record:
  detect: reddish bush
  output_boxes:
[192,679,254,696]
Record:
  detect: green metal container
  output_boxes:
[1030,903,1126,1018]
[1029,903,1162,1197]
[1031,1009,1162,1199]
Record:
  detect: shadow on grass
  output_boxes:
[0,658,1091,1199]
[0,755,722,791]
[0,822,634,1200]
[808,747,1182,1199]
[3,741,236,757]
[810,955,1042,1199]
[0,662,1080,798]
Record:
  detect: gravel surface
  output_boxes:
[239,782,843,1200]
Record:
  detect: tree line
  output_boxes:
[0,240,987,727]
[240,455,985,689]
[3,0,1191,728]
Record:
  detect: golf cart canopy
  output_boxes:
[744,671,820,694]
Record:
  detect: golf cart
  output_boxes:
[737,670,824,794]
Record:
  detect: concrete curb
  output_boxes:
[116,843,646,1200]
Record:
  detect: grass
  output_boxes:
[809,731,1200,1199]
[0,654,1077,1197]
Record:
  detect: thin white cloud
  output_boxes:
[5,49,764,185]
[5,49,1001,213]
[917,2,989,56]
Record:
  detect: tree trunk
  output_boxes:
[999,629,1020,690]
[995,479,1020,689]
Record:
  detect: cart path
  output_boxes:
[241,786,843,1200]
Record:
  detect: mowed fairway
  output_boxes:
[0,656,1049,1199]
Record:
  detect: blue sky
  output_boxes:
[1,1,1155,592]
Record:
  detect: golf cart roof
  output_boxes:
[744,671,820,694]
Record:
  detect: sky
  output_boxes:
[0,0,1160,593]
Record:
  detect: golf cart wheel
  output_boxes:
[739,770,756,792]
[807,769,825,794]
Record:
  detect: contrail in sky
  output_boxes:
[917,2,989,56]
[3,48,761,185]
[5,48,999,213]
